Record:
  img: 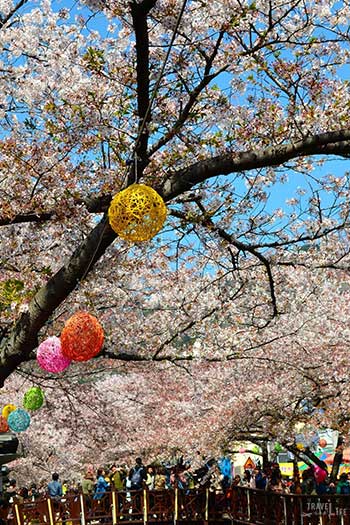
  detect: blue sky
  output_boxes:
[24,1,350,220]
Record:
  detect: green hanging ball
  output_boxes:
[274,442,283,453]
[23,386,44,411]
[252,445,260,454]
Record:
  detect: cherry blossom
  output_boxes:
[1,0,350,479]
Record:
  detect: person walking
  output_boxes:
[82,469,95,511]
[47,473,62,501]
[128,458,147,490]
[128,458,147,519]
[93,468,109,500]
[110,465,125,491]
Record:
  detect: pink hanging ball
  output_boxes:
[37,336,71,373]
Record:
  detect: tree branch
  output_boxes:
[0,0,29,28]
[0,194,112,227]
[0,216,116,386]
[2,128,350,384]
[127,0,156,184]
[161,129,350,199]
[171,205,278,318]
[149,30,228,156]
[3,129,350,227]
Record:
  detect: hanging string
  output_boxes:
[134,155,138,184]
[78,0,189,286]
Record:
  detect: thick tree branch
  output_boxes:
[0,194,112,227]
[161,129,350,199]
[2,129,350,384]
[285,444,328,471]
[128,0,156,184]
[0,212,52,227]
[0,216,116,386]
[100,351,223,363]
[3,129,350,227]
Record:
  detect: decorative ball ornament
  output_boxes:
[37,336,71,373]
[8,408,31,432]
[108,184,167,242]
[296,442,305,451]
[2,404,16,420]
[239,448,246,454]
[319,439,327,448]
[0,416,9,433]
[274,443,283,454]
[61,311,104,362]
[23,386,44,411]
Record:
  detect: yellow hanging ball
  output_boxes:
[296,442,305,451]
[108,184,167,242]
[2,404,16,420]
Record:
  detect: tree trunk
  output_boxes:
[303,447,328,472]
[293,458,302,494]
[260,442,269,470]
[330,435,344,482]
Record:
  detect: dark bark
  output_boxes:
[2,129,350,383]
[293,458,302,493]
[160,129,350,199]
[330,435,344,482]
[303,447,328,472]
[0,216,116,386]
[260,442,269,470]
[2,129,350,226]
[127,0,156,184]
[285,445,328,472]
[0,194,112,226]
[0,0,29,28]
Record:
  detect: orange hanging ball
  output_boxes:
[61,312,104,362]
[0,416,9,433]
[319,439,327,448]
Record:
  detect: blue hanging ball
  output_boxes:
[8,408,31,432]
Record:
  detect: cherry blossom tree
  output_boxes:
[1,0,350,477]
[4,261,350,480]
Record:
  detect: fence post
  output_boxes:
[205,488,209,524]
[80,493,86,525]
[290,496,295,525]
[14,504,21,525]
[112,490,118,525]
[143,488,148,525]
[174,487,178,525]
[283,495,288,525]
[247,490,251,522]
[47,498,55,525]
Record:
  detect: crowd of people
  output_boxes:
[2,455,350,506]
[234,464,350,495]
[2,455,228,505]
